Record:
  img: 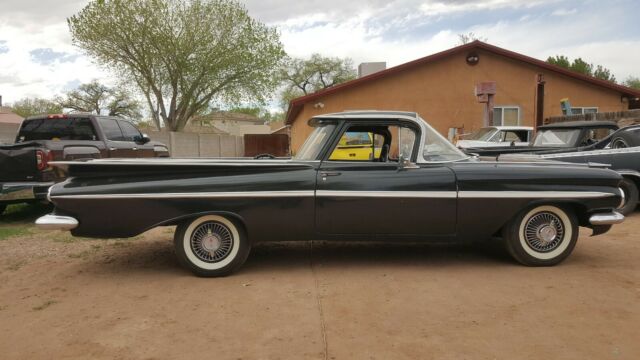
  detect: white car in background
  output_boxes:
[456,126,533,148]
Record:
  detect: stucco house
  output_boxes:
[285,41,640,152]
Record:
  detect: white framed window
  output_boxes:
[570,107,598,115]
[493,106,520,126]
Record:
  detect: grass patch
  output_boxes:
[0,226,31,240]
[32,300,57,311]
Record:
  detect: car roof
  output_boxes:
[538,120,619,129]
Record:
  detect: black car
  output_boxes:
[35,111,624,277]
[500,125,640,214]
[465,120,620,157]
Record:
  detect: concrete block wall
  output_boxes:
[0,123,19,144]
[147,131,244,158]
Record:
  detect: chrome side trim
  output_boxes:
[1,182,55,202]
[51,190,316,200]
[35,215,79,230]
[458,191,616,199]
[589,211,625,226]
[540,147,640,159]
[316,190,457,198]
[618,187,626,209]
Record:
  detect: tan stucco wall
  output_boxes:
[290,49,627,152]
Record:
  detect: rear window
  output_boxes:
[17,118,97,142]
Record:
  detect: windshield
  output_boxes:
[423,122,468,162]
[533,129,581,147]
[294,123,336,160]
[468,128,497,141]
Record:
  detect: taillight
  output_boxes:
[36,150,53,171]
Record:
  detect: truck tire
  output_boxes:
[619,178,639,215]
[503,205,579,266]
[174,215,251,277]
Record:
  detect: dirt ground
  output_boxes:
[0,204,639,360]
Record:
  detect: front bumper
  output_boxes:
[35,215,79,230]
[589,211,625,226]
[0,182,54,203]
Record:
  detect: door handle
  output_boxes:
[109,147,117,151]
[320,171,341,181]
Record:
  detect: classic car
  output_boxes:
[465,121,619,156]
[36,111,625,277]
[499,124,640,215]
[456,126,533,149]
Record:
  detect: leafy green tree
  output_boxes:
[68,0,286,131]
[58,80,142,119]
[9,98,62,118]
[547,55,616,82]
[623,76,640,89]
[280,54,356,110]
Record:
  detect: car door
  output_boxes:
[117,120,154,158]
[98,118,137,158]
[315,122,457,237]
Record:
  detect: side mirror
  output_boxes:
[398,155,419,170]
[135,134,151,144]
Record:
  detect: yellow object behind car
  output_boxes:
[329,132,382,160]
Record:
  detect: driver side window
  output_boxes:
[328,125,417,162]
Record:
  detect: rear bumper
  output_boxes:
[589,211,625,226]
[0,182,54,203]
[35,215,79,230]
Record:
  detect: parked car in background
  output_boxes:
[36,111,624,277]
[0,114,169,215]
[465,121,619,156]
[456,126,533,149]
[499,124,640,215]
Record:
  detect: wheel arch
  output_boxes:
[145,211,249,238]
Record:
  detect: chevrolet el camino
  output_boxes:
[36,111,625,277]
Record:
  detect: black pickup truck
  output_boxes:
[0,114,169,214]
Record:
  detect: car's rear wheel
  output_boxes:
[619,178,639,215]
[0,204,6,215]
[174,215,251,277]
[503,205,578,266]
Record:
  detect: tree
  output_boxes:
[547,55,616,82]
[624,76,640,90]
[58,80,142,119]
[458,32,488,45]
[279,54,356,110]
[9,98,62,118]
[68,0,286,131]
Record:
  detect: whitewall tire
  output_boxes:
[503,205,578,266]
[174,215,251,277]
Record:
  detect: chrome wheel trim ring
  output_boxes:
[190,221,234,263]
[523,212,564,253]
[183,215,240,270]
[518,206,573,260]
[612,139,628,149]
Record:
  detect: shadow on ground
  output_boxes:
[0,203,52,224]
[74,236,516,277]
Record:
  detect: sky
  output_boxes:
[0,0,639,107]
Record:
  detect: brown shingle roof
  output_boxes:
[285,41,640,124]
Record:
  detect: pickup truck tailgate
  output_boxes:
[0,143,39,182]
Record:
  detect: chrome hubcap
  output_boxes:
[190,221,233,262]
[524,212,565,252]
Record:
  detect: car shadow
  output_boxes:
[76,237,515,277]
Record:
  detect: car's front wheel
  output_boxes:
[503,205,578,266]
[174,215,251,277]
[619,178,638,215]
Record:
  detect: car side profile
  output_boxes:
[37,111,625,277]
